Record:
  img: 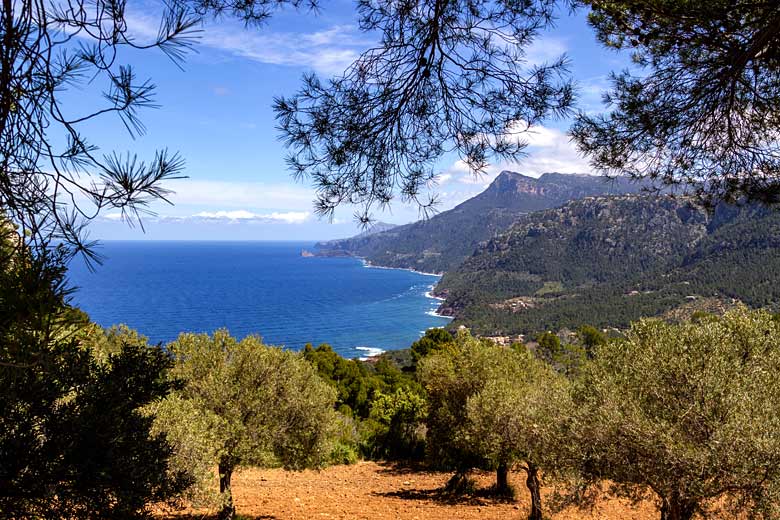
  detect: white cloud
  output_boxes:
[199,24,366,75]
[433,172,454,185]
[438,159,486,185]
[191,210,310,223]
[577,75,611,113]
[437,123,591,190]
[524,36,569,65]
[98,209,311,224]
[164,179,315,210]
[513,125,591,176]
[124,9,366,75]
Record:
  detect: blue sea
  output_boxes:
[67,241,452,358]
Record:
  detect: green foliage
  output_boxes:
[325,413,361,466]
[439,198,780,336]
[418,330,502,472]
[418,332,518,471]
[533,331,586,375]
[81,323,156,363]
[0,248,187,519]
[149,394,224,507]
[366,387,428,460]
[465,351,572,511]
[161,330,337,519]
[573,0,780,204]
[576,325,607,351]
[689,310,716,323]
[302,342,427,461]
[534,280,564,296]
[535,332,562,356]
[419,329,572,515]
[410,328,454,364]
[576,325,608,359]
[303,343,379,417]
[570,308,780,519]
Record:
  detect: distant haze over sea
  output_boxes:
[67,241,451,358]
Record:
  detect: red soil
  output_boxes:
[155,461,660,519]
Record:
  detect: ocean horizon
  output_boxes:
[67,240,452,358]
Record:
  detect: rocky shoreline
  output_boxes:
[302,247,455,321]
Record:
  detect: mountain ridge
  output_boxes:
[315,171,646,273]
[435,194,780,335]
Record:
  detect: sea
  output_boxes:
[67,241,452,358]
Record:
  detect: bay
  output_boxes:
[67,241,452,358]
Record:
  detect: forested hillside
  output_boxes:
[315,172,644,273]
[436,196,780,335]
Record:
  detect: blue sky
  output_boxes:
[74,1,632,241]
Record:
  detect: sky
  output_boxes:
[69,0,634,241]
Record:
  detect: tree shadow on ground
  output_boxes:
[157,515,276,520]
[372,462,518,507]
[374,486,518,507]
[373,459,431,476]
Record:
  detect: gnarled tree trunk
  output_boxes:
[217,459,235,520]
[525,463,542,520]
[496,461,510,495]
[660,491,696,520]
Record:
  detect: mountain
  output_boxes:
[315,172,645,273]
[351,221,398,238]
[436,195,780,335]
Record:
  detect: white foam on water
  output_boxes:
[426,310,454,319]
[361,259,442,277]
[355,346,385,360]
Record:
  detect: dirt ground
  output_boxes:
[155,461,660,520]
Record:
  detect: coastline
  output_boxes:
[360,258,443,277]
[357,258,454,320]
[355,346,385,361]
[424,283,454,320]
[306,252,454,359]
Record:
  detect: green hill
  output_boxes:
[315,172,644,273]
[435,196,780,335]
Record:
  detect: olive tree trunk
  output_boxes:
[496,461,511,495]
[217,459,235,520]
[660,492,696,520]
[525,463,542,520]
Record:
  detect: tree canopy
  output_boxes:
[6,0,780,249]
[0,0,319,258]
[570,308,780,520]
[464,345,572,519]
[160,330,337,520]
[418,330,571,517]
[572,0,780,205]
[0,245,188,519]
[274,0,575,223]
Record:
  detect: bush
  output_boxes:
[367,387,428,460]
[0,249,188,519]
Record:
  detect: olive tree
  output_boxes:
[159,330,337,520]
[571,308,780,520]
[465,348,572,519]
[419,330,571,513]
[418,332,502,485]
